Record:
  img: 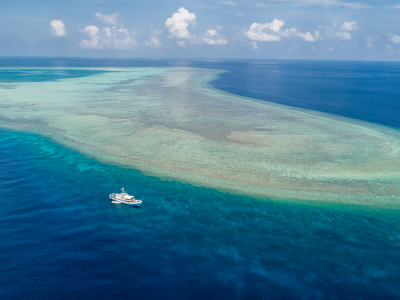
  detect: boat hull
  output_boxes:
[109,194,142,206]
[111,200,142,206]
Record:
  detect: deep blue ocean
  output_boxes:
[1,58,400,299]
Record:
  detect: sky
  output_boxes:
[1,0,400,60]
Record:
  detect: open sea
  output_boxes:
[1,58,400,299]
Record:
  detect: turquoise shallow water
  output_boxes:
[2,67,400,204]
[1,129,400,299]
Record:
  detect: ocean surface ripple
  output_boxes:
[1,130,400,299]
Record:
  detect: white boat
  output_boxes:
[109,188,142,207]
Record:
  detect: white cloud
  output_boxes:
[104,27,112,37]
[391,4,400,9]
[392,35,400,44]
[279,27,297,38]
[50,20,66,37]
[293,29,320,42]
[334,21,356,40]
[176,40,186,47]
[145,30,161,48]
[83,25,99,37]
[145,37,161,47]
[245,19,320,43]
[95,12,118,25]
[366,37,373,47]
[334,31,352,39]
[251,41,258,49]
[203,29,227,45]
[165,7,196,39]
[342,21,357,31]
[283,28,320,42]
[79,26,100,49]
[324,21,357,40]
[79,24,136,50]
[244,19,284,41]
[104,26,136,50]
[298,31,316,42]
[329,47,334,51]
[207,29,216,35]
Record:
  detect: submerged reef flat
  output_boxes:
[1,67,400,206]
